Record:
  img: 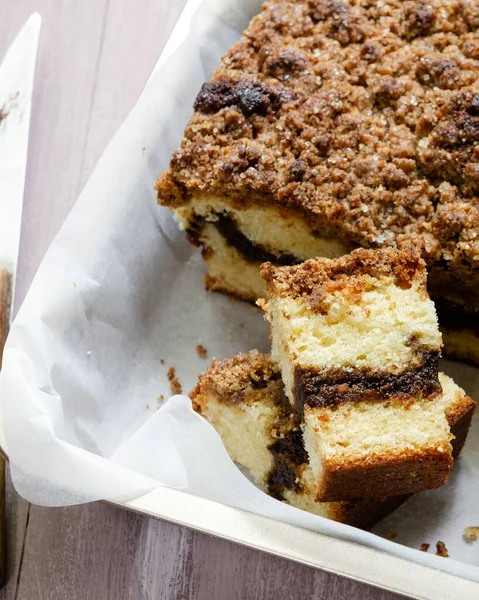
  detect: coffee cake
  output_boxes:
[191,351,475,524]
[260,247,454,501]
[156,0,479,363]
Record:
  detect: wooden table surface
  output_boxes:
[0,2,407,599]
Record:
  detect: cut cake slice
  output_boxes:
[191,351,475,527]
[260,247,453,501]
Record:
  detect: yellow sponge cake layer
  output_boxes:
[191,350,289,483]
[175,197,351,264]
[302,396,451,501]
[260,248,443,407]
[201,224,266,303]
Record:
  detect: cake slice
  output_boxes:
[260,247,453,501]
[156,0,479,365]
[191,351,475,527]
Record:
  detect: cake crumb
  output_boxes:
[386,530,397,540]
[157,395,165,403]
[160,359,164,364]
[146,404,150,410]
[436,541,449,557]
[463,527,479,542]
[73,281,77,288]
[142,146,147,153]
[167,367,182,394]
[170,379,182,394]
[196,344,208,358]
[419,543,430,552]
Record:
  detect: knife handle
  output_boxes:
[0,267,11,370]
[0,267,9,587]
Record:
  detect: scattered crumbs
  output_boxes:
[436,541,449,557]
[229,296,236,303]
[157,395,165,405]
[464,527,479,542]
[73,281,77,288]
[146,404,150,410]
[420,543,430,552]
[142,146,147,153]
[167,367,182,395]
[160,359,165,365]
[0,107,8,123]
[196,344,207,358]
[171,379,182,394]
[386,530,397,540]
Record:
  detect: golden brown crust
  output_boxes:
[260,246,426,310]
[316,446,453,502]
[445,392,476,456]
[445,391,476,426]
[156,0,479,293]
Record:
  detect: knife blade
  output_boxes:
[0,13,41,358]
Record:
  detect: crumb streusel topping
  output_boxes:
[157,0,479,287]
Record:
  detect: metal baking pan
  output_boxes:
[1,1,478,598]
[115,488,479,600]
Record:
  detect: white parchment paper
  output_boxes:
[1,0,478,583]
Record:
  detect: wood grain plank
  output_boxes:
[0,470,29,600]
[3,1,408,599]
[0,8,45,600]
[13,0,111,307]
[80,0,189,183]
[16,502,405,600]
[0,1,111,598]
